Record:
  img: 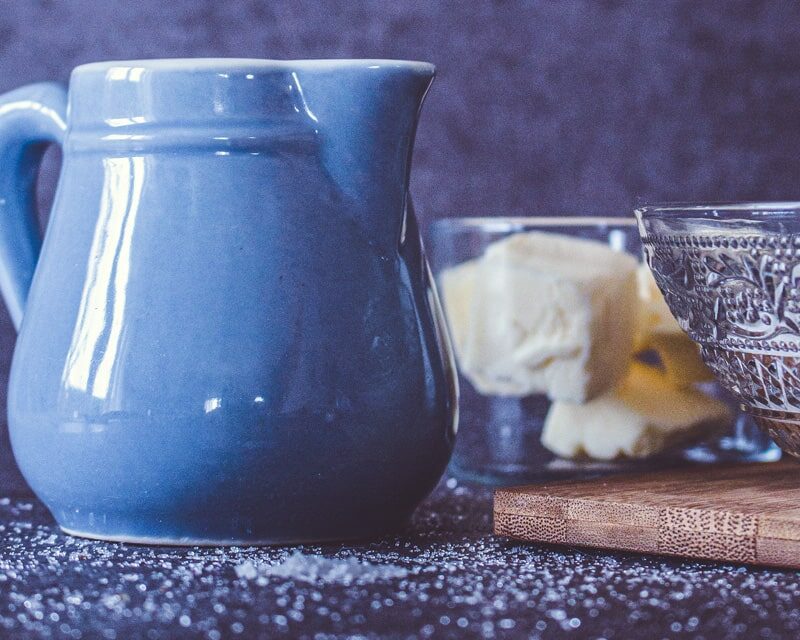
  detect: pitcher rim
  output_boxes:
[73,58,436,75]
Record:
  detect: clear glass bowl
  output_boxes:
[427,216,780,486]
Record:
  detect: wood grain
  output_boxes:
[493,461,800,568]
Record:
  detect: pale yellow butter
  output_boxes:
[541,362,730,460]
[635,265,714,387]
[636,264,683,339]
[439,231,639,403]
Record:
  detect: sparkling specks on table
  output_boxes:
[0,478,798,639]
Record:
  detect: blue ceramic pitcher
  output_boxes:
[0,59,457,544]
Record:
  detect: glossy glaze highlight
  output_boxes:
[0,59,457,544]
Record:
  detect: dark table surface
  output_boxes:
[0,427,798,640]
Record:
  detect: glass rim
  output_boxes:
[429,216,637,231]
[635,201,800,220]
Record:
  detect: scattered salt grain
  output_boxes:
[237,552,408,585]
[0,474,795,638]
[234,561,258,580]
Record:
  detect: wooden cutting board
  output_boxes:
[494,461,800,568]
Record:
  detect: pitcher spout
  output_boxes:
[293,60,435,245]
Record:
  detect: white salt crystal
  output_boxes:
[235,552,407,585]
[234,560,257,580]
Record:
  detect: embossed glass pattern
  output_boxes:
[636,203,800,458]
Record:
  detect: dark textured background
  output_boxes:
[0,5,799,636]
[2,0,800,402]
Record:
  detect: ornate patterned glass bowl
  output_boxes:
[636,202,800,458]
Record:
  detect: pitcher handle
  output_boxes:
[0,82,67,331]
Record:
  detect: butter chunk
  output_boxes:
[646,333,715,388]
[541,362,730,460]
[439,231,639,402]
[635,265,714,386]
[636,264,683,339]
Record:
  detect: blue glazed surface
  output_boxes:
[0,59,457,544]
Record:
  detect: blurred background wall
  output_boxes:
[1,0,800,408]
